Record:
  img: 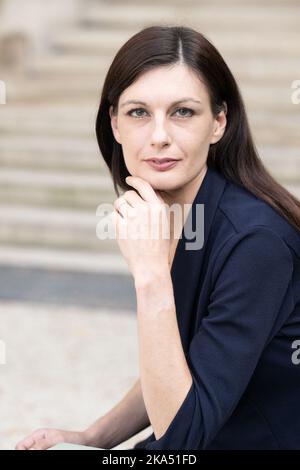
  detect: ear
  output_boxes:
[210,102,227,145]
[109,105,122,144]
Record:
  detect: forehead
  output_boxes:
[119,64,208,105]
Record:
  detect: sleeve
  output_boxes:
[142,227,294,450]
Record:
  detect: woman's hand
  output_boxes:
[113,176,171,280]
[15,427,91,450]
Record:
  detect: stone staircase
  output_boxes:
[0,0,299,273]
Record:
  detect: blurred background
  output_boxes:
[0,0,299,450]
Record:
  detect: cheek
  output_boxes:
[122,125,145,146]
[177,129,208,155]
[194,119,213,139]
[178,118,212,142]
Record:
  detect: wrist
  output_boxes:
[82,427,98,447]
[134,263,170,289]
[83,422,112,449]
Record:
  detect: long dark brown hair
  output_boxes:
[95,25,300,233]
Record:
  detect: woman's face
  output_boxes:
[109,64,226,196]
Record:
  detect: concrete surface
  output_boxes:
[0,299,152,450]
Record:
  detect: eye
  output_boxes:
[174,107,194,118]
[126,107,195,119]
[126,108,147,118]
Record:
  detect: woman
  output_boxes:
[16,25,300,450]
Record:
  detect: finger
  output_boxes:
[117,203,139,222]
[125,176,162,204]
[121,190,143,207]
[15,428,48,451]
[15,443,28,450]
[30,438,54,450]
[15,436,36,450]
[114,198,128,217]
[112,209,127,239]
[114,199,128,219]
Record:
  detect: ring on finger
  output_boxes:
[116,199,128,216]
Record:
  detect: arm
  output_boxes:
[15,377,150,450]
[135,270,193,441]
[135,227,294,450]
[85,377,151,449]
[112,176,192,441]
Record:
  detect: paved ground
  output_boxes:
[0,297,152,450]
[0,265,136,310]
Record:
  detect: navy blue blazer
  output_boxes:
[133,166,300,450]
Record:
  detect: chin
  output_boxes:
[146,175,183,191]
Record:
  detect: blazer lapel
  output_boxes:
[170,167,228,352]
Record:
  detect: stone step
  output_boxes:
[1,102,300,147]
[1,0,298,275]
[0,180,299,257]
[0,135,106,172]
[0,154,299,203]
[30,53,111,78]
[30,53,300,86]
[81,3,300,32]
[0,103,95,137]
[0,169,115,210]
[107,0,298,5]
[260,148,300,183]
[0,244,128,274]
[2,75,101,103]
[0,204,119,254]
[0,134,300,179]
[0,168,113,190]
[1,73,299,112]
[51,28,300,58]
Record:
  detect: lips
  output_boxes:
[145,158,179,163]
[144,159,179,171]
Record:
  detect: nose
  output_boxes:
[150,114,172,148]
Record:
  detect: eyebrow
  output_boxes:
[120,98,202,108]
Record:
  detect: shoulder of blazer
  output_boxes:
[218,180,300,259]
